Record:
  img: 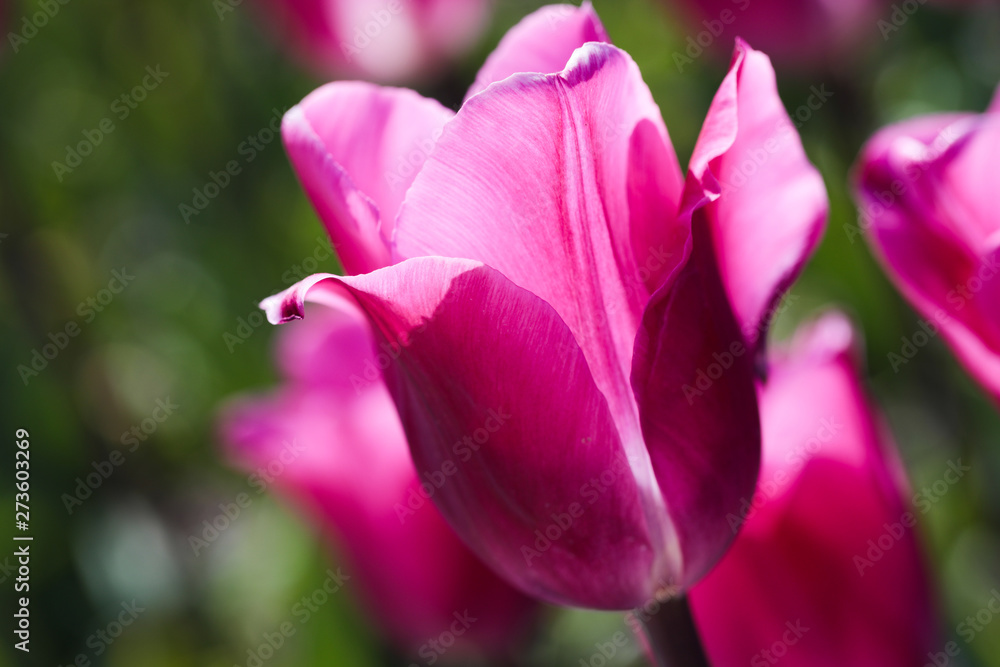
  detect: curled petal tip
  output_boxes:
[260,273,342,325]
[260,293,301,325]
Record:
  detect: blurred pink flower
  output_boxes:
[218,305,535,653]
[250,0,492,82]
[854,85,1000,404]
[691,312,940,666]
[665,0,886,71]
[267,4,827,609]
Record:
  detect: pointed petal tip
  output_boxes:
[464,1,610,101]
[727,36,756,71]
[686,36,827,351]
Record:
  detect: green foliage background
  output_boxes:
[1,0,999,664]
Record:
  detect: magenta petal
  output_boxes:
[686,40,827,349]
[855,108,1000,402]
[628,117,690,294]
[219,309,532,650]
[690,313,939,667]
[264,259,658,609]
[282,82,453,274]
[396,43,686,461]
[631,220,761,589]
[464,2,610,101]
[929,113,1000,250]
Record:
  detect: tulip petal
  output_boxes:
[631,220,761,588]
[263,258,659,609]
[855,112,1000,401]
[218,309,532,649]
[690,313,939,667]
[464,2,610,101]
[396,43,686,468]
[929,114,1000,249]
[282,83,453,274]
[686,40,827,350]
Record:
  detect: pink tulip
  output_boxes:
[854,85,1000,404]
[268,3,827,609]
[690,312,940,666]
[665,0,885,70]
[219,306,535,652]
[250,0,492,82]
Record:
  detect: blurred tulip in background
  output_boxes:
[662,0,887,71]
[691,312,941,667]
[854,85,1000,404]
[249,0,493,82]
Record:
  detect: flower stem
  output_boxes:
[639,594,711,667]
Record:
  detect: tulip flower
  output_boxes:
[247,0,492,82]
[268,3,827,610]
[219,306,535,653]
[664,0,885,71]
[854,85,1000,404]
[689,312,940,666]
